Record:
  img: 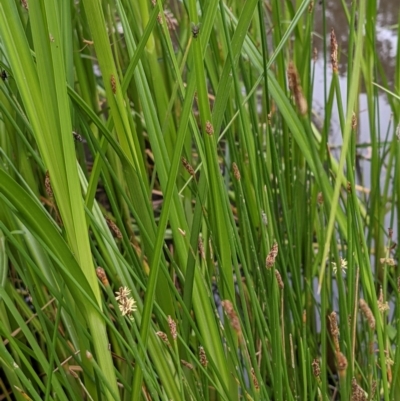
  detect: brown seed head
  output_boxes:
[232,162,241,181]
[221,300,241,335]
[205,120,214,135]
[317,192,324,205]
[351,377,367,401]
[199,346,208,368]
[180,359,194,369]
[156,331,170,346]
[312,358,320,377]
[377,287,389,313]
[45,171,54,199]
[331,28,338,73]
[198,236,205,260]
[359,299,375,330]
[287,61,308,116]
[275,269,284,289]
[164,9,178,31]
[168,315,177,340]
[352,112,357,130]
[328,311,340,352]
[347,181,352,193]
[251,368,259,390]
[181,157,196,178]
[96,267,109,287]
[21,0,28,10]
[266,241,278,269]
[336,351,348,373]
[106,217,123,239]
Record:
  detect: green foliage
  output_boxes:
[0,0,399,399]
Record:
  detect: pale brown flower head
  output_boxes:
[359,299,375,330]
[168,315,177,340]
[199,346,208,368]
[330,28,338,73]
[221,300,241,335]
[275,269,284,289]
[251,368,259,390]
[96,267,109,287]
[115,286,137,320]
[328,311,340,352]
[181,157,196,178]
[156,331,170,346]
[351,377,367,401]
[266,241,278,269]
[232,163,241,181]
[205,120,214,135]
[312,358,320,377]
[106,217,123,239]
[110,74,117,94]
[287,61,308,115]
[45,171,54,199]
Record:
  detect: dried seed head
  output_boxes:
[106,217,123,239]
[359,299,375,330]
[198,236,205,260]
[317,192,324,205]
[377,287,389,313]
[371,380,377,398]
[287,61,308,115]
[156,331,170,346]
[275,269,284,289]
[352,112,357,130]
[331,28,338,73]
[110,74,117,94]
[164,9,178,31]
[351,377,367,401]
[266,241,278,269]
[45,171,54,199]
[168,315,177,340]
[232,162,241,181]
[21,0,28,10]
[157,12,163,25]
[181,157,196,178]
[328,311,340,352]
[251,368,259,390]
[380,257,395,266]
[336,351,348,373]
[347,181,352,193]
[205,120,214,135]
[199,346,208,367]
[312,358,320,377]
[181,359,194,369]
[221,300,241,335]
[96,267,109,287]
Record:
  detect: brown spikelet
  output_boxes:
[96,267,109,287]
[359,299,375,330]
[106,217,123,239]
[275,269,284,289]
[352,112,357,130]
[157,13,163,25]
[199,346,208,368]
[181,157,196,178]
[221,300,241,335]
[21,0,28,10]
[371,380,377,398]
[312,358,320,377]
[232,162,241,181]
[351,377,367,401]
[156,331,170,346]
[336,351,348,376]
[347,181,352,193]
[164,9,178,31]
[266,241,278,269]
[287,61,308,115]
[72,131,84,142]
[331,28,338,73]
[45,171,54,199]
[251,368,259,390]
[180,359,194,369]
[317,192,324,205]
[110,74,117,94]
[328,311,340,352]
[377,287,389,313]
[205,120,214,135]
[168,315,177,340]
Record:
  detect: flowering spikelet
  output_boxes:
[45,171,54,199]
[287,61,308,116]
[275,269,284,289]
[199,346,208,368]
[312,358,320,378]
[266,241,278,269]
[377,287,389,313]
[21,0,28,10]
[106,217,123,239]
[232,163,241,181]
[352,112,357,130]
[251,368,259,390]
[221,300,241,335]
[317,192,324,205]
[331,28,338,73]
[198,236,205,260]
[359,299,375,330]
[181,157,196,178]
[115,286,137,319]
[328,311,340,352]
[156,331,170,346]
[180,359,194,369]
[96,267,109,287]
[351,377,367,401]
[336,351,348,374]
[168,315,177,340]
[164,9,178,31]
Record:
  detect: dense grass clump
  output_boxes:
[0,0,399,399]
